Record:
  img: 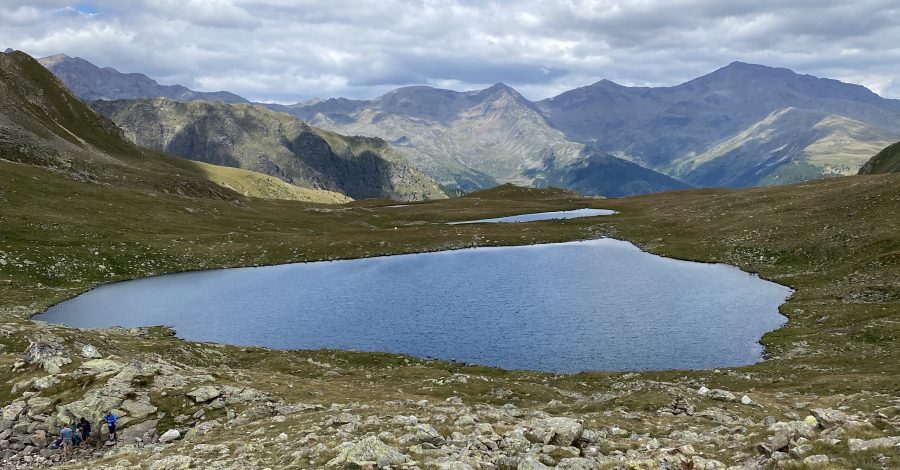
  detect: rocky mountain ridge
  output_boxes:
[38,54,247,104]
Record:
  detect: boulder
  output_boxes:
[439,462,476,470]
[77,359,124,376]
[23,336,70,373]
[121,398,158,419]
[31,376,60,391]
[80,344,102,359]
[740,395,753,405]
[412,423,445,446]
[517,456,551,469]
[556,457,601,470]
[326,436,410,468]
[29,430,47,449]
[186,385,221,403]
[524,417,583,446]
[759,429,791,456]
[707,389,736,402]
[1,402,25,422]
[847,436,900,452]
[803,455,829,466]
[219,385,266,404]
[159,428,181,443]
[809,408,848,428]
[148,455,193,470]
[119,419,158,444]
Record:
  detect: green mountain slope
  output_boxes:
[0,50,347,204]
[536,153,692,197]
[91,98,447,201]
[859,140,900,174]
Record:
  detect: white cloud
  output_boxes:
[0,0,898,102]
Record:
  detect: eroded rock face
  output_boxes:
[326,435,410,467]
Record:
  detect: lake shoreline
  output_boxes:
[32,236,793,375]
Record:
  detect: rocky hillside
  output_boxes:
[538,62,900,187]
[92,98,447,201]
[859,140,900,174]
[0,50,345,204]
[38,54,247,103]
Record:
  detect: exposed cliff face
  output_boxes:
[91,98,447,201]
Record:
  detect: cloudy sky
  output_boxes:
[2,0,899,103]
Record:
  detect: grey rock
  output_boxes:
[803,454,829,465]
[326,436,410,467]
[759,429,791,456]
[556,457,601,470]
[517,455,551,469]
[159,428,181,443]
[80,344,102,359]
[186,385,221,403]
[809,408,848,428]
[22,336,70,373]
[76,359,124,376]
[148,455,193,470]
[847,436,900,452]
[524,417,583,446]
[707,389,737,402]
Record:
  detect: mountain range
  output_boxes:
[91,98,446,201]
[38,54,900,197]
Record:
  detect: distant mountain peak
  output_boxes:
[38,53,248,104]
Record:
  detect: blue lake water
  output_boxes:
[34,238,791,373]
[448,208,615,224]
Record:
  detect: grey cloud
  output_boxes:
[1,0,898,102]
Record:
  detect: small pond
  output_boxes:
[35,238,790,372]
[448,208,615,224]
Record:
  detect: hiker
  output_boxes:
[77,417,92,445]
[59,423,74,459]
[71,421,82,447]
[101,411,118,443]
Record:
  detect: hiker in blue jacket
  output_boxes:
[100,412,118,443]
